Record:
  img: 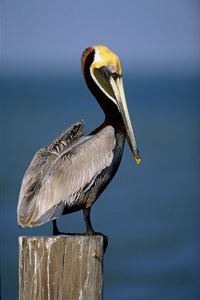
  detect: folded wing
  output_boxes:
[17,123,115,227]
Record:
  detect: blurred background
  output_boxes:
[1,1,200,299]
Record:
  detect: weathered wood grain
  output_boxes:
[19,236,104,300]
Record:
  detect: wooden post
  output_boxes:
[19,236,104,300]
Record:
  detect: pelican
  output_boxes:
[17,45,141,237]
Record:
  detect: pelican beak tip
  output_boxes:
[135,157,141,165]
[134,150,141,165]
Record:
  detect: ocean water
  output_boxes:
[1,72,200,300]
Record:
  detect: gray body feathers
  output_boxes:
[17,121,117,227]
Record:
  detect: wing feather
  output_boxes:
[18,125,116,227]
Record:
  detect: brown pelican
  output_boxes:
[17,45,141,237]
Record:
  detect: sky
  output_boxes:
[2,0,200,73]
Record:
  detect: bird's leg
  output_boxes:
[52,219,60,235]
[83,207,95,235]
[52,220,74,236]
[83,207,108,252]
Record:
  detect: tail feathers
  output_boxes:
[17,200,65,228]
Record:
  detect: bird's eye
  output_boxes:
[109,64,116,73]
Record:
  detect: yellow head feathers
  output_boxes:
[92,45,122,76]
[81,45,122,76]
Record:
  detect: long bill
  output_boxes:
[109,76,141,164]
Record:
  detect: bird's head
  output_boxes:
[82,45,141,164]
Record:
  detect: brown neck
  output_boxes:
[82,48,123,124]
